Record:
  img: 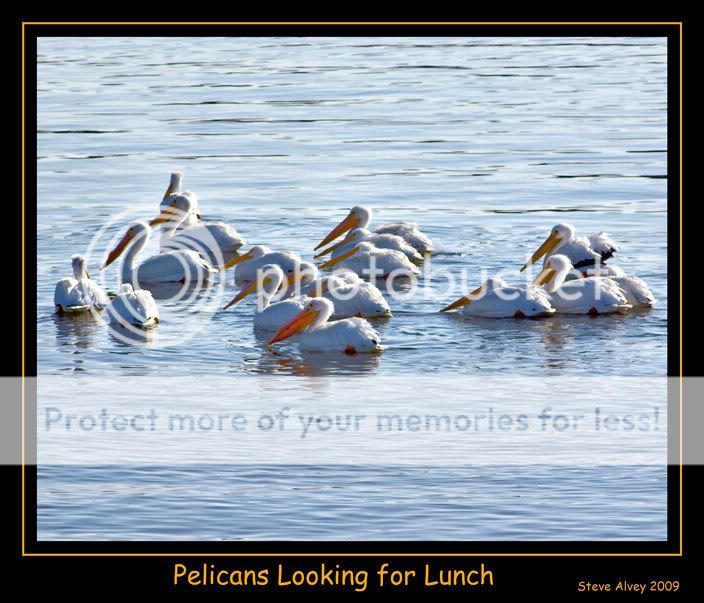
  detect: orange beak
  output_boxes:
[314,233,353,259]
[318,245,360,270]
[100,230,134,270]
[520,231,562,272]
[314,213,361,250]
[269,306,320,345]
[223,279,264,310]
[440,285,485,312]
[533,267,557,287]
[149,199,179,227]
[223,249,256,270]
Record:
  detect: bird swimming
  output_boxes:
[54,254,109,314]
[101,221,215,284]
[269,297,384,353]
[520,223,619,272]
[314,206,433,254]
[106,283,160,328]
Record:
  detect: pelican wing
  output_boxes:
[323,282,391,318]
[302,317,382,352]
[374,223,433,253]
[108,286,159,327]
[609,275,657,306]
[137,250,214,283]
[545,238,601,269]
[589,231,619,260]
[550,279,631,314]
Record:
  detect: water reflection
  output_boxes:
[240,331,383,376]
[52,312,103,372]
[107,323,159,347]
[53,311,102,349]
[138,280,214,302]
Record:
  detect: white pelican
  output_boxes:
[270,298,383,353]
[318,242,420,278]
[534,255,631,315]
[224,245,304,285]
[223,264,310,331]
[226,263,391,321]
[520,223,619,272]
[160,172,200,229]
[300,268,364,296]
[315,227,423,262]
[320,280,391,318]
[54,254,109,314]
[582,265,657,307]
[107,283,159,328]
[101,221,215,284]
[440,277,554,318]
[314,206,433,254]
[151,194,246,266]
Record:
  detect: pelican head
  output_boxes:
[269,298,334,345]
[533,254,572,292]
[162,172,183,201]
[222,245,272,270]
[520,223,575,272]
[279,261,320,298]
[71,254,91,280]
[223,263,285,309]
[294,261,320,287]
[314,206,373,251]
[150,193,193,227]
[101,221,149,270]
[440,277,506,312]
[314,227,370,258]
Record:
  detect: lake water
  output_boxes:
[36,36,668,541]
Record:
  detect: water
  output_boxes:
[36,37,668,540]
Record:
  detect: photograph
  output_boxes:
[6,17,697,599]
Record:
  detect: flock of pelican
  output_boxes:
[54,172,657,353]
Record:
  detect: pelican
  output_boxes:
[300,268,364,296]
[314,206,433,254]
[150,194,246,266]
[226,264,391,321]
[298,263,391,317]
[440,277,554,318]
[319,280,391,318]
[534,255,631,315]
[314,227,423,262]
[223,245,304,285]
[107,283,159,328]
[54,254,109,314]
[520,223,619,272]
[160,172,200,229]
[223,264,310,331]
[318,242,420,278]
[270,298,383,353]
[101,221,215,284]
[582,265,657,307]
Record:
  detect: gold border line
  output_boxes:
[22,21,683,558]
[678,22,684,557]
[21,20,26,558]
[23,21,683,25]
